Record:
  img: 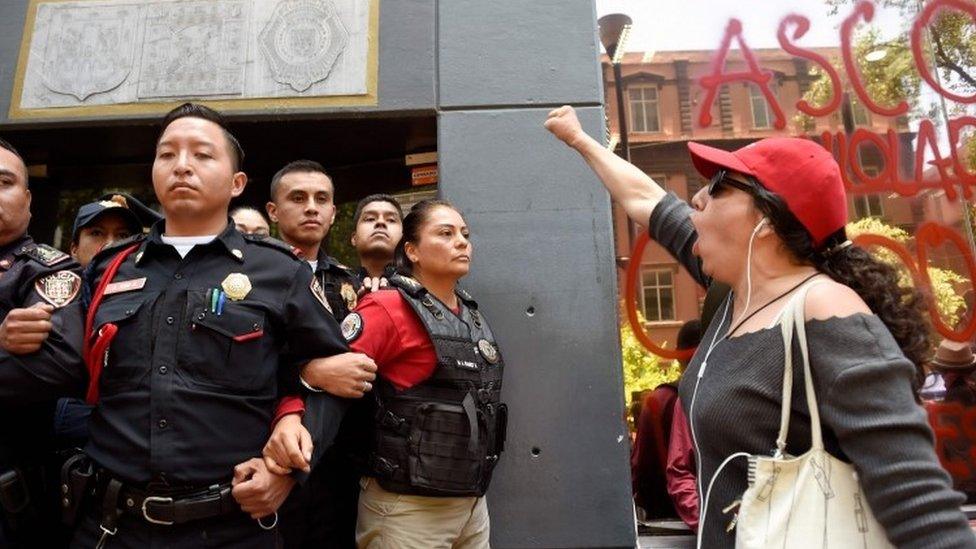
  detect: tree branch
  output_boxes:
[931,27,976,90]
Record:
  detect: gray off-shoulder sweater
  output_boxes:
[649,193,976,548]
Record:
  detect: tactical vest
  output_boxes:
[369,275,507,497]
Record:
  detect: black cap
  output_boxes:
[72,193,162,240]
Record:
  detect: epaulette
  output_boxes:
[455,286,478,308]
[242,234,301,259]
[20,242,70,267]
[388,273,425,297]
[89,233,147,267]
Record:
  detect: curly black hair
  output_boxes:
[748,181,932,395]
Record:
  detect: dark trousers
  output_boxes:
[278,448,359,549]
[70,502,277,549]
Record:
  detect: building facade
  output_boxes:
[603,48,921,347]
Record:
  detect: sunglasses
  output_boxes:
[707,169,756,197]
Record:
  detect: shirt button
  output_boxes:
[197,312,205,320]
[174,273,183,280]
[158,419,168,429]
[166,316,174,325]
[158,366,168,375]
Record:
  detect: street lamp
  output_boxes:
[598,13,633,162]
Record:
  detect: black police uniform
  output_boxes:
[367,274,507,497]
[279,248,365,549]
[0,221,350,548]
[0,236,84,548]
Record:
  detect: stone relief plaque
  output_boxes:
[259,0,349,93]
[14,0,375,116]
[138,0,249,99]
[39,3,139,101]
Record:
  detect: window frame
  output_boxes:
[638,266,677,323]
[627,84,661,134]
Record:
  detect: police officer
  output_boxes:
[0,104,350,548]
[231,206,271,237]
[265,160,375,549]
[269,199,507,549]
[0,138,84,548]
[350,193,403,291]
[53,193,162,450]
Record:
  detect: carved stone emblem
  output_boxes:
[40,4,138,101]
[259,0,350,92]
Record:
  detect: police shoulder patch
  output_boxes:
[35,270,82,307]
[310,276,332,313]
[23,243,70,267]
[341,312,363,342]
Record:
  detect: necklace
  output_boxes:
[727,272,821,337]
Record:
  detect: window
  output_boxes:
[850,98,870,126]
[628,85,660,133]
[853,194,884,218]
[749,83,773,129]
[639,268,675,322]
[853,167,884,219]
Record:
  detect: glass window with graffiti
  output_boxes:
[598,0,976,535]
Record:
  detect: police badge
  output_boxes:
[340,282,358,311]
[341,312,363,342]
[477,339,500,364]
[221,273,252,301]
[35,271,82,308]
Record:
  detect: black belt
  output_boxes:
[96,476,239,526]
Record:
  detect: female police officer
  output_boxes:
[267,199,507,549]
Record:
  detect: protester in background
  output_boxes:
[666,400,698,532]
[631,320,701,521]
[231,205,271,237]
[546,105,976,547]
[929,339,976,405]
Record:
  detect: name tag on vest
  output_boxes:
[104,277,147,295]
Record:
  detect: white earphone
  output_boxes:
[752,217,768,235]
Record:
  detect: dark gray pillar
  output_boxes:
[437,1,634,547]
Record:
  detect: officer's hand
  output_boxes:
[358,276,389,295]
[302,352,377,398]
[231,457,296,520]
[263,413,312,474]
[544,105,587,149]
[0,303,54,355]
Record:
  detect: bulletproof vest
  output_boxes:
[370,275,507,497]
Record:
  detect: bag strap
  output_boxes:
[773,277,827,457]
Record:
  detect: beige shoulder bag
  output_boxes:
[732,279,894,548]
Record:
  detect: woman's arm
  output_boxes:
[544,106,667,229]
[816,317,975,548]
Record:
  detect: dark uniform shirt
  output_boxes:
[279,249,363,549]
[309,248,360,321]
[0,236,85,409]
[0,235,83,546]
[38,221,347,486]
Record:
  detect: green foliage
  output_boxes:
[847,217,967,326]
[795,28,921,130]
[824,0,976,98]
[620,307,682,417]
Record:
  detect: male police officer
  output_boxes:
[265,161,375,549]
[0,104,350,548]
[0,138,84,548]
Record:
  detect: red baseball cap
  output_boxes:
[687,137,847,249]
